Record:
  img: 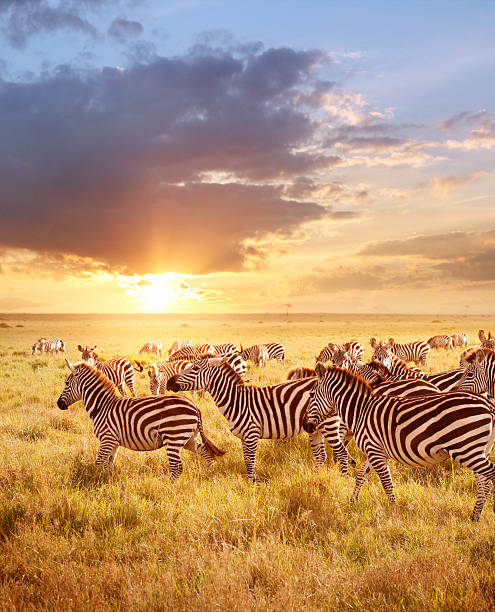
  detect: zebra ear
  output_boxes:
[387,338,395,347]
[475,349,486,364]
[370,337,376,348]
[65,359,76,372]
[489,331,493,340]
[77,345,83,352]
[315,362,326,378]
[479,330,486,341]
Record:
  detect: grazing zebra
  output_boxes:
[167,358,353,479]
[77,345,143,396]
[240,344,269,368]
[149,360,192,395]
[370,337,430,367]
[304,364,495,520]
[57,362,225,478]
[265,342,286,362]
[32,338,65,355]
[287,366,316,380]
[168,338,193,357]
[316,341,364,364]
[427,335,453,350]
[169,346,216,362]
[452,333,469,348]
[457,348,495,397]
[139,341,163,356]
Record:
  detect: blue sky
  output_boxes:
[0,0,494,313]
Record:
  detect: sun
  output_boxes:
[138,280,173,312]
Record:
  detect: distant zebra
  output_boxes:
[265,342,285,362]
[240,344,269,368]
[77,345,143,396]
[427,335,453,350]
[32,338,65,355]
[457,348,495,397]
[57,362,225,478]
[316,341,364,364]
[287,367,316,380]
[479,330,495,349]
[370,337,430,367]
[167,358,353,479]
[168,338,193,357]
[211,343,238,356]
[304,364,495,520]
[149,360,192,395]
[139,341,163,356]
[169,346,216,362]
[451,333,469,348]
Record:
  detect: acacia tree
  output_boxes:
[285,303,292,317]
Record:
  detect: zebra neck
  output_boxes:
[333,384,368,431]
[80,378,118,418]
[207,369,240,417]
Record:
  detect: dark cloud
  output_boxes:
[108,17,143,44]
[0,45,351,275]
[440,109,489,132]
[434,248,495,282]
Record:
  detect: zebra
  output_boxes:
[452,333,469,348]
[57,361,225,478]
[287,366,316,380]
[168,338,193,357]
[167,358,353,479]
[479,330,495,349]
[265,342,285,362]
[316,341,364,364]
[169,346,216,362]
[211,343,238,356]
[32,338,65,354]
[304,364,495,520]
[240,344,269,368]
[77,345,143,396]
[460,331,495,366]
[368,345,425,380]
[370,337,430,367]
[427,335,453,350]
[457,348,495,398]
[196,343,216,355]
[139,341,163,356]
[148,360,192,395]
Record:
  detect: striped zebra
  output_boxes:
[459,331,495,366]
[479,330,495,349]
[148,360,192,395]
[211,343,238,356]
[304,364,495,520]
[265,342,285,362]
[457,348,495,397]
[167,358,353,479]
[371,337,430,367]
[452,333,469,348]
[139,341,163,356]
[169,346,216,362]
[77,345,143,396]
[57,362,225,478]
[427,335,453,350]
[240,344,269,368]
[316,341,364,364]
[196,343,216,355]
[32,338,65,354]
[287,366,316,380]
[168,338,193,357]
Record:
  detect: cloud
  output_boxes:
[440,109,489,132]
[0,296,50,310]
[108,17,143,43]
[290,265,385,296]
[428,171,491,198]
[0,44,356,275]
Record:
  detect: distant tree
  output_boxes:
[285,303,292,317]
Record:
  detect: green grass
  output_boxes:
[0,313,495,611]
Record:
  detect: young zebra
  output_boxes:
[316,341,364,364]
[148,360,193,395]
[57,362,225,478]
[304,364,495,520]
[451,333,469,348]
[265,342,285,362]
[370,337,430,367]
[168,338,193,357]
[77,345,143,396]
[427,335,453,350]
[139,341,163,356]
[32,338,65,354]
[240,344,269,368]
[167,358,352,480]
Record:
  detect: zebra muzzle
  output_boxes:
[166,375,180,392]
[303,420,316,434]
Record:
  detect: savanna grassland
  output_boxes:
[1,312,495,611]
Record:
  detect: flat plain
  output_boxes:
[1,312,495,611]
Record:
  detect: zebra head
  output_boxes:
[77,345,98,365]
[371,341,394,368]
[304,362,333,434]
[331,348,353,368]
[458,349,493,396]
[57,360,83,409]
[167,358,223,392]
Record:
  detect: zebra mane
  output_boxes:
[464,347,495,364]
[367,360,390,376]
[330,366,373,394]
[78,363,119,396]
[217,361,245,386]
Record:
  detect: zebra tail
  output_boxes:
[197,410,226,457]
[133,360,144,372]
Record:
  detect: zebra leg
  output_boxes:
[308,428,327,468]
[197,444,215,466]
[96,441,120,468]
[450,450,495,519]
[471,473,493,521]
[117,382,127,396]
[241,435,259,481]
[367,450,396,503]
[166,444,183,479]
[320,417,354,473]
[350,460,372,502]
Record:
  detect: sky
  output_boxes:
[0,0,494,314]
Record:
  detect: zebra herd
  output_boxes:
[54,329,495,521]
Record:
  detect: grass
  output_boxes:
[0,312,495,611]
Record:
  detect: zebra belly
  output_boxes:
[119,429,166,451]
